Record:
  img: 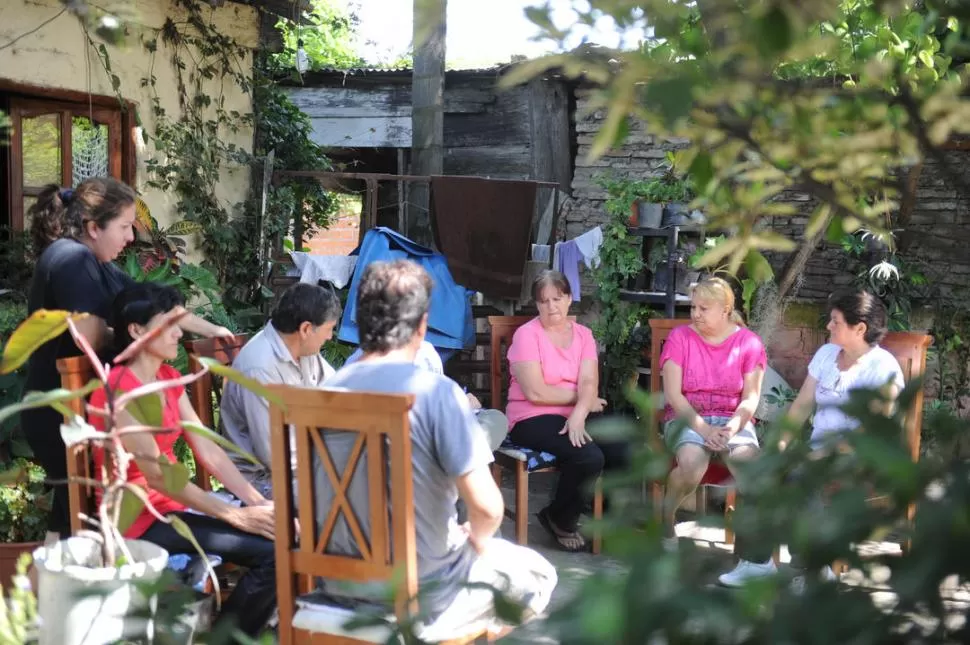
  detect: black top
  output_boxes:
[25,238,134,392]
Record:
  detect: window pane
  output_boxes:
[72,117,109,185]
[22,114,61,186]
[23,197,37,233]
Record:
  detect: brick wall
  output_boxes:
[307,203,361,256]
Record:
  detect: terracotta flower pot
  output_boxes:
[0,540,43,590]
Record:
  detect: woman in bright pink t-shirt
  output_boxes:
[506,270,625,552]
[659,278,767,557]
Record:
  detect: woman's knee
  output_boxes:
[672,446,710,485]
[571,441,605,475]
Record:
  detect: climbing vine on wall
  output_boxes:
[82,0,339,307]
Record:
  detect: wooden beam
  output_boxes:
[0,79,126,109]
[410,0,447,245]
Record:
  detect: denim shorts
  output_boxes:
[663,415,759,453]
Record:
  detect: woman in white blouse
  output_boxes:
[718,289,904,589]
[785,289,904,451]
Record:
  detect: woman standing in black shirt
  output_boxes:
[23,177,233,535]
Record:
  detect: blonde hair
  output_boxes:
[690,276,745,326]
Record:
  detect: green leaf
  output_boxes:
[1,310,85,374]
[918,49,934,68]
[196,358,285,407]
[688,151,714,193]
[168,514,219,590]
[164,220,204,236]
[0,381,101,428]
[157,455,191,494]
[756,6,792,57]
[59,416,102,447]
[744,249,776,283]
[181,421,261,466]
[127,392,163,427]
[117,487,145,534]
[642,77,695,126]
[825,215,845,244]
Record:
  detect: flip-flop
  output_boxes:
[538,507,585,552]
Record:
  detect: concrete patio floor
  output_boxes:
[494,470,970,644]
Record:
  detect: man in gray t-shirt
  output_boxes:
[314,260,556,639]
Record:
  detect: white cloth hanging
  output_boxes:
[290,252,358,289]
[573,226,603,269]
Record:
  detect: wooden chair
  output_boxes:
[58,356,100,536]
[182,333,250,492]
[830,331,932,572]
[646,319,738,544]
[57,353,236,597]
[268,385,494,645]
[487,315,602,554]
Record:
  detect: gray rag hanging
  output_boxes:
[430,176,538,298]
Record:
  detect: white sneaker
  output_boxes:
[717,559,777,587]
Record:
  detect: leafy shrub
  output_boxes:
[570,382,970,645]
[0,459,51,542]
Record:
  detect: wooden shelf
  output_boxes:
[627,225,706,237]
[618,289,691,304]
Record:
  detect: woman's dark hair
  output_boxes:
[828,289,888,345]
[532,269,572,302]
[30,177,137,254]
[270,282,342,334]
[108,282,186,361]
[357,260,432,353]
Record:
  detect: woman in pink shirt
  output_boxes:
[659,278,769,572]
[506,270,625,552]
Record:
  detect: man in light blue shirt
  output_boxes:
[220,283,341,499]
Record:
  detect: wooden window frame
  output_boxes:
[0,80,136,233]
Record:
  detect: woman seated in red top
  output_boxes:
[89,282,276,637]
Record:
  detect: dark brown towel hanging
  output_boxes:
[430,176,538,298]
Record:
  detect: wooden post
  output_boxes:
[410,0,447,245]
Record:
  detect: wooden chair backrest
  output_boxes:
[487,315,577,411]
[647,318,691,446]
[56,356,97,536]
[268,385,418,639]
[647,319,933,460]
[880,332,933,461]
[183,334,250,429]
[183,334,250,491]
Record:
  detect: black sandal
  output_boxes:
[538,507,585,552]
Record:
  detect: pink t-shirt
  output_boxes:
[659,325,767,422]
[506,318,599,427]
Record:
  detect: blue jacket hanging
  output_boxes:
[338,227,475,354]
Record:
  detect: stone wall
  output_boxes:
[560,87,970,308]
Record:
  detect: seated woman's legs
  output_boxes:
[724,444,774,563]
[509,414,605,536]
[140,512,276,637]
[663,443,711,529]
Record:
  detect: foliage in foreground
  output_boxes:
[560,382,970,644]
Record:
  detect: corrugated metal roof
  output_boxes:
[309,64,508,75]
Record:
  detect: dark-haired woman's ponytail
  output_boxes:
[29,184,69,255]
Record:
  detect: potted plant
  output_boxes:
[0,309,271,645]
[628,178,668,229]
[0,458,51,591]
